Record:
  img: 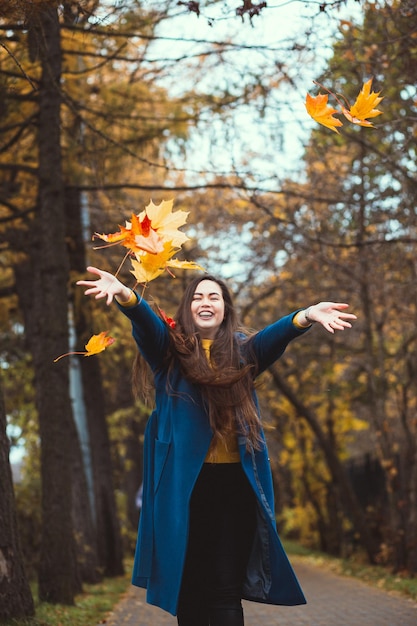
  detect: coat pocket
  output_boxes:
[154,439,170,494]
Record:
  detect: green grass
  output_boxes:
[284,539,417,601]
[1,564,132,626]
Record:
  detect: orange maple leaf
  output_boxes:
[54,331,115,362]
[305,92,343,134]
[93,212,164,255]
[342,78,383,127]
[84,332,115,355]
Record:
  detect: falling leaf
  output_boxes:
[130,244,176,283]
[54,332,115,362]
[130,243,205,284]
[342,78,383,127]
[166,258,205,272]
[305,92,343,133]
[140,199,190,248]
[306,78,383,133]
[84,332,115,355]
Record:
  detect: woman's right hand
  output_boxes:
[76,266,132,306]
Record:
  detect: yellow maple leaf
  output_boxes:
[130,243,205,284]
[167,258,205,272]
[305,92,343,133]
[84,332,115,355]
[139,199,190,248]
[342,78,383,127]
[54,331,115,362]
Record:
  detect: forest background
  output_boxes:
[1,0,417,620]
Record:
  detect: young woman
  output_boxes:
[77,266,356,626]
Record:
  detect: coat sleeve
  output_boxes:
[116,295,169,370]
[247,311,310,375]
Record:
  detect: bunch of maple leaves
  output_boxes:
[55,199,203,361]
[305,78,383,133]
[93,199,203,283]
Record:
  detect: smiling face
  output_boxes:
[191,279,225,339]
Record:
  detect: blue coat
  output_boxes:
[119,297,308,616]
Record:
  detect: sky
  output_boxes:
[141,0,364,183]
[91,0,364,183]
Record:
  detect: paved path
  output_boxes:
[101,559,417,625]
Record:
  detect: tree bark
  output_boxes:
[28,7,78,603]
[269,364,380,563]
[124,415,143,532]
[68,187,124,577]
[0,374,34,619]
[68,391,101,584]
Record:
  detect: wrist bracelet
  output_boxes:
[305,307,315,324]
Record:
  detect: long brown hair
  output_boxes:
[133,275,263,449]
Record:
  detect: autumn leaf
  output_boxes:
[342,78,383,127]
[166,258,205,272]
[130,243,205,284]
[54,331,115,362]
[130,244,177,283]
[140,199,190,248]
[93,212,164,255]
[306,78,383,133]
[84,332,115,355]
[305,92,343,133]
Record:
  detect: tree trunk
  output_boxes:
[68,360,101,584]
[353,152,410,570]
[269,364,380,563]
[110,357,144,534]
[74,319,124,576]
[15,258,97,590]
[29,7,77,603]
[297,429,344,556]
[0,374,34,619]
[124,416,143,532]
[67,187,124,577]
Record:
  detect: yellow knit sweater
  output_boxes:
[201,339,240,463]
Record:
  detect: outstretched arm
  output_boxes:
[248,302,357,374]
[77,266,169,366]
[295,302,357,334]
[76,266,135,306]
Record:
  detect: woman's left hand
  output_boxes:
[305,302,357,334]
